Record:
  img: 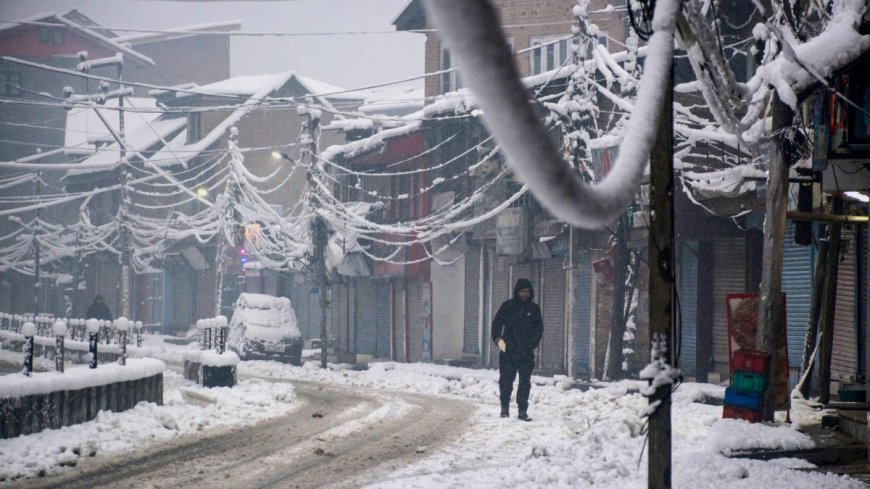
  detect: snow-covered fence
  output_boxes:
[0,358,164,439]
[185,315,237,387]
[0,312,149,369]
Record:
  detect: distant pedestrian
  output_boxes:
[491,278,543,421]
[86,295,113,322]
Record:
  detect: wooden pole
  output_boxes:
[647,60,674,489]
[818,197,844,404]
[756,95,793,422]
[797,233,828,398]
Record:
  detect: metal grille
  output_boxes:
[463,247,481,354]
[679,242,699,376]
[833,236,858,381]
[541,258,566,373]
[782,222,814,368]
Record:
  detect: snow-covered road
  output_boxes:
[1,337,866,489]
[6,377,474,489]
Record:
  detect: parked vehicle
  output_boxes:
[227,293,303,365]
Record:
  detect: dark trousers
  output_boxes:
[499,353,534,411]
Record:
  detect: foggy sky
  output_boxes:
[0,0,425,91]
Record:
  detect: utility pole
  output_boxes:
[33,170,42,315]
[117,54,132,320]
[818,197,844,404]
[647,58,675,489]
[756,94,793,421]
[73,52,131,318]
[301,105,330,369]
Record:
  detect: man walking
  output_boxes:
[492,278,543,421]
[86,295,113,322]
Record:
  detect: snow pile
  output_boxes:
[0,371,296,481]
[200,350,240,367]
[241,361,862,489]
[706,419,814,455]
[0,358,165,399]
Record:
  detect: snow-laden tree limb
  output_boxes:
[423,0,682,229]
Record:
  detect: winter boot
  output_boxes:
[518,410,531,422]
[500,405,509,418]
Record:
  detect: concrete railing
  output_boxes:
[0,358,164,439]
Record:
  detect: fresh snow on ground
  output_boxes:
[0,336,861,488]
[241,360,862,489]
[0,370,296,481]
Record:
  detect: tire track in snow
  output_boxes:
[14,378,473,489]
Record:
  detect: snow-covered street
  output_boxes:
[1,352,863,488]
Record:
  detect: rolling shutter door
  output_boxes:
[574,251,594,377]
[782,223,814,368]
[859,229,867,381]
[679,242,699,376]
[392,279,406,361]
[713,237,746,373]
[354,278,377,355]
[489,256,512,367]
[407,280,424,363]
[832,237,858,381]
[374,280,391,358]
[463,247,481,354]
[347,280,356,353]
[540,258,567,373]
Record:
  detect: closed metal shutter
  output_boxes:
[574,251,594,377]
[354,278,377,355]
[489,256,512,367]
[859,229,867,381]
[832,236,858,381]
[407,280,425,363]
[540,258,567,373]
[308,291,321,341]
[392,279,406,361]
[347,280,356,353]
[337,282,349,352]
[713,237,746,373]
[679,242,699,376]
[463,247,481,354]
[782,222,814,368]
[374,280,391,358]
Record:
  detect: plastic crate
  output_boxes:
[732,349,770,374]
[724,387,764,410]
[723,405,763,423]
[732,371,767,393]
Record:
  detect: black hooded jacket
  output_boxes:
[86,296,113,322]
[491,278,544,358]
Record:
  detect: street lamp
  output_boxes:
[196,187,209,198]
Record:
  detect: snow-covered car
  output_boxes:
[227,293,303,365]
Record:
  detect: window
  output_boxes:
[0,70,22,97]
[39,27,50,43]
[187,113,202,144]
[51,29,64,45]
[529,35,610,75]
[585,35,609,59]
[529,35,571,75]
[440,46,462,94]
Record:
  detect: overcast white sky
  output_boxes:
[0,0,425,91]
